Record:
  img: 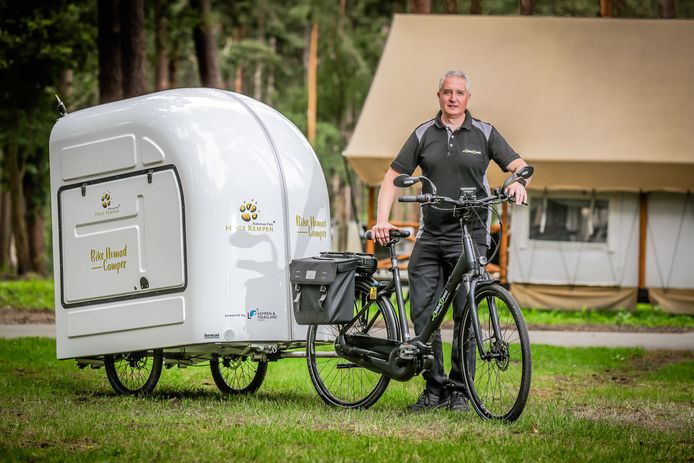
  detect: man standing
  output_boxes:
[371,70,530,411]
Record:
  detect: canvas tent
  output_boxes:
[344,14,694,313]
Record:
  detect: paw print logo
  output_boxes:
[239,201,258,222]
[101,193,111,209]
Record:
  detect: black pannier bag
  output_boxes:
[289,255,359,325]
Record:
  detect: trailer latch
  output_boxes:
[147,170,153,184]
[81,184,87,197]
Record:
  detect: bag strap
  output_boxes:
[318,285,327,310]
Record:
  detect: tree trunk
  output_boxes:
[520,0,533,15]
[154,0,169,91]
[599,0,613,17]
[307,23,318,145]
[192,0,223,88]
[97,0,122,103]
[471,0,482,14]
[169,42,179,88]
[657,0,675,18]
[253,14,265,100]
[411,0,432,14]
[0,190,11,272]
[446,0,458,14]
[26,208,45,274]
[6,139,31,275]
[266,36,276,104]
[120,0,146,98]
[234,67,243,93]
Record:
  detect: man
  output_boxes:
[371,70,531,411]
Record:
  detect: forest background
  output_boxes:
[0,0,691,277]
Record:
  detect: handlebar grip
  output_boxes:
[390,230,411,238]
[364,230,374,240]
[398,194,428,203]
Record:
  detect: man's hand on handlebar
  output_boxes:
[371,222,397,247]
[505,182,528,206]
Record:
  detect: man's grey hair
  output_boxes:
[438,70,471,92]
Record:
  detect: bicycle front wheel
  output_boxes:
[460,284,531,422]
[307,280,397,409]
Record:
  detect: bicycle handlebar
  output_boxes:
[398,190,527,207]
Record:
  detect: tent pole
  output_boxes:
[638,191,649,303]
[500,201,509,286]
[366,186,375,255]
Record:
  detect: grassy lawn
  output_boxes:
[0,338,692,461]
[3,278,694,330]
[0,279,53,310]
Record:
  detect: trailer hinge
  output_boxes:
[147,170,153,184]
[81,183,87,197]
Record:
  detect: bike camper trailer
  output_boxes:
[49,88,332,364]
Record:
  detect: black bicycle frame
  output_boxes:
[337,211,504,381]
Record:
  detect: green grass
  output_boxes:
[0,338,692,461]
[0,278,54,310]
[521,304,694,329]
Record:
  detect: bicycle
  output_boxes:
[306,166,533,421]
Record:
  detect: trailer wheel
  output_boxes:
[104,349,163,395]
[210,355,268,395]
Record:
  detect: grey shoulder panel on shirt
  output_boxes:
[471,119,493,142]
[414,119,436,142]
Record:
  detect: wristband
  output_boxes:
[516,177,527,187]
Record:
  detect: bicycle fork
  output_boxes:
[465,276,505,361]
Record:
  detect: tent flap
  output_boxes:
[511,283,637,311]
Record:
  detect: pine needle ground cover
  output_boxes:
[0,338,691,462]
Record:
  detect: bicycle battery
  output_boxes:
[289,255,358,325]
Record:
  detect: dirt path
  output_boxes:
[0,308,54,324]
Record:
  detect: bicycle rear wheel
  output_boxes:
[307,280,397,409]
[460,284,531,422]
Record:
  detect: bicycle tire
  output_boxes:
[210,355,268,395]
[306,279,398,409]
[460,284,531,422]
[104,349,163,396]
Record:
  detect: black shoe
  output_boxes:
[409,388,449,411]
[448,390,470,412]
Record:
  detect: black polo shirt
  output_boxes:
[391,110,519,240]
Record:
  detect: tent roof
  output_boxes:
[344,15,694,191]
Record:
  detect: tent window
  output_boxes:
[529,197,608,243]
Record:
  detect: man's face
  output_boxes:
[437,76,470,119]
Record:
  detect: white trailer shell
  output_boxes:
[49,89,331,360]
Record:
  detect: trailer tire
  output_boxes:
[210,355,268,395]
[104,349,163,395]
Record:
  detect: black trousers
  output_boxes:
[407,234,488,391]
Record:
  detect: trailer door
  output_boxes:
[58,166,186,307]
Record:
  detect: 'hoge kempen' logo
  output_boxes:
[101,192,111,208]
